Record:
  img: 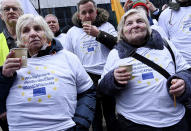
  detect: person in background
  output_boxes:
[123,0,162,21]
[0,0,23,66]
[0,0,23,130]
[45,14,66,47]
[158,0,191,129]
[64,0,117,131]
[0,14,96,131]
[98,9,191,131]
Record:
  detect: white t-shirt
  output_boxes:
[6,50,93,131]
[151,20,168,39]
[101,41,190,127]
[55,33,66,48]
[64,22,117,75]
[158,7,191,65]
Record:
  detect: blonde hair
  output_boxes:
[117,9,152,42]
[16,14,54,47]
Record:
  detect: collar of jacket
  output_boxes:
[36,39,63,57]
[169,1,191,11]
[54,30,61,37]
[3,27,13,40]
[115,29,164,59]
[176,0,191,7]
[72,8,109,28]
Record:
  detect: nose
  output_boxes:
[9,7,14,12]
[29,29,37,37]
[85,13,90,18]
[132,22,139,28]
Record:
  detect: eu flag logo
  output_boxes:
[142,72,154,80]
[33,87,46,97]
[88,47,94,52]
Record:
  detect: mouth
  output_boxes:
[50,26,55,29]
[8,14,17,19]
[29,39,40,44]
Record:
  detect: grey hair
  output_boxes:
[117,9,152,42]
[44,14,58,22]
[0,0,23,15]
[16,14,54,47]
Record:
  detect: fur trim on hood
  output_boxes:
[72,8,109,28]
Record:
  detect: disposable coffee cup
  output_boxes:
[119,64,132,73]
[12,48,28,68]
[82,21,91,25]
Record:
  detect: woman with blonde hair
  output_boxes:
[0,14,96,131]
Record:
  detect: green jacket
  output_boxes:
[0,33,9,66]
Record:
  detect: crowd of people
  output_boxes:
[0,0,191,131]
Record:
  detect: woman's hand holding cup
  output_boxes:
[2,50,22,77]
[114,65,132,85]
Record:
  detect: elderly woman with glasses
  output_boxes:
[98,9,191,131]
[0,14,96,131]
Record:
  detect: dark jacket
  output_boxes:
[98,30,191,104]
[0,39,96,130]
[72,8,117,50]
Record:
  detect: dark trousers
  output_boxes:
[0,119,9,131]
[92,96,116,131]
[117,114,189,131]
[88,72,117,131]
[185,108,191,130]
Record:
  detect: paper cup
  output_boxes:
[119,64,132,73]
[12,48,28,68]
[82,21,91,25]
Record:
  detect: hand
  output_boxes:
[2,50,21,77]
[0,112,7,121]
[162,4,168,11]
[82,23,100,37]
[146,0,157,13]
[169,79,185,97]
[114,67,131,85]
[123,0,133,12]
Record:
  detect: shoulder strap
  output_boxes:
[163,38,176,71]
[132,53,170,79]
[130,38,177,79]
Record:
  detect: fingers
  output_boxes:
[125,0,132,5]
[169,79,185,96]
[114,68,131,85]
[4,58,21,67]
[83,24,91,34]
[83,25,99,37]
[6,50,15,58]
[146,0,150,3]
[2,58,21,77]
[124,0,133,11]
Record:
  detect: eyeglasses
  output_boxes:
[3,7,20,12]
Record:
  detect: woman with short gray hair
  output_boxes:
[99,9,191,131]
[0,14,96,131]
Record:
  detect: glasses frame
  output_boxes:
[2,6,21,13]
